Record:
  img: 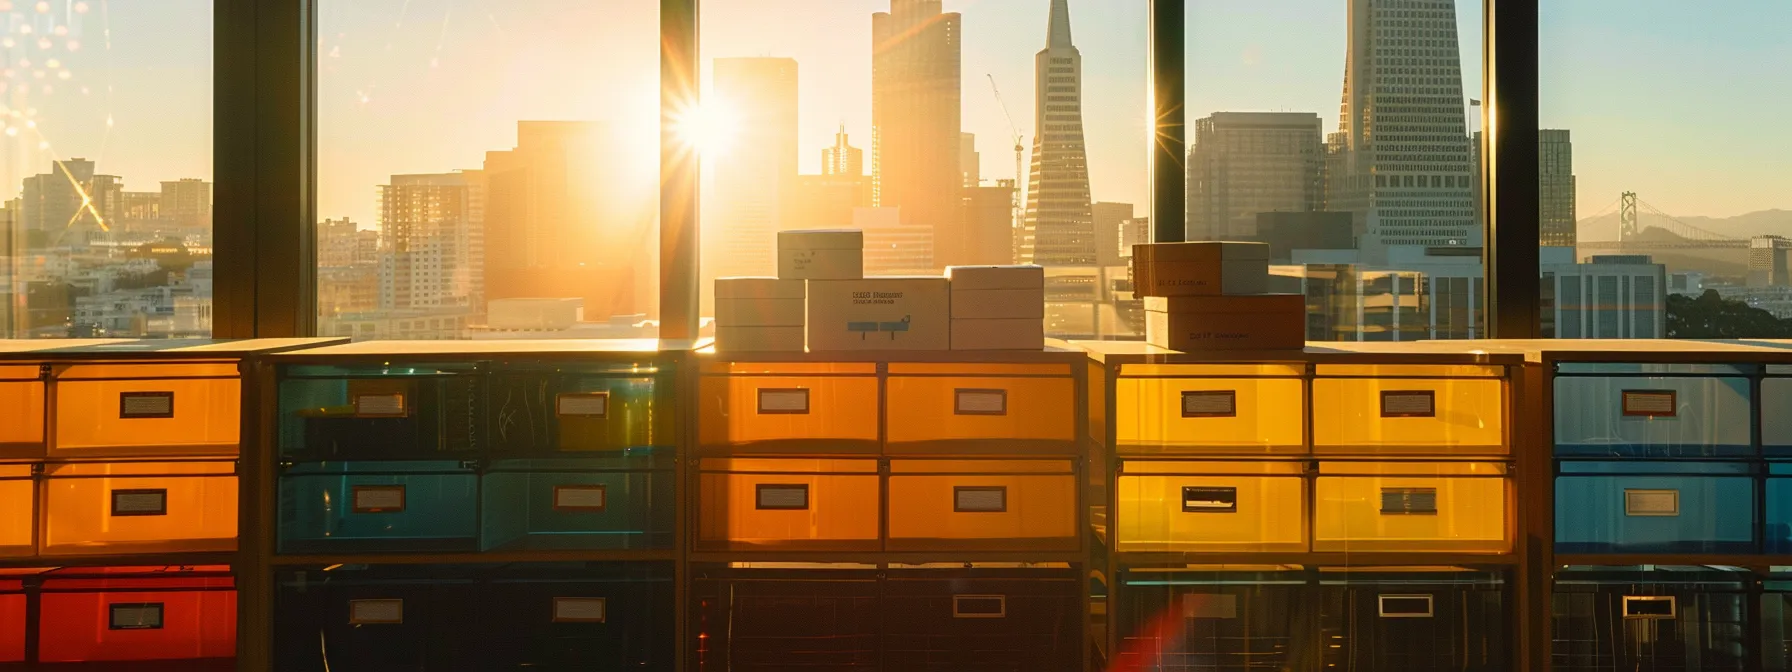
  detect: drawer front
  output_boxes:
[1761,379,1792,451]
[1558,475,1755,554]
[42,474,238,555]
[1115,474,1306,552]
[699,375,878,450]
[277,473,478,553]
[0,467,32,556]
[479,469,672,551]
[54,377,241,455]
[885,376,1075,450]
[886,473,1078,550]
[1115,377,1305,454]
[697,471,880,548]
[488,374,671,453]
[38,588,237,663]
[0,378,44,451]
[1313,378,1505,454]
[0,592,19,662]
[1313,476,1508,552]
[1559,376,1752,456]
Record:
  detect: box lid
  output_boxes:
[809,275,949,287]
[779,229,864,251]
[1134,241,1269,263]
[1144,294,1305,314]
[946,264,1045,290]
[715,277,806,300]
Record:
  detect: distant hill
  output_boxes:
[1579,208,1792,242]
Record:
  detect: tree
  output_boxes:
[1666,289,1792,338]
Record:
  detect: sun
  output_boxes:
[669,95,738,157]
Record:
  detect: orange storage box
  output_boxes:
[698,362,879,453]
[50,363,242,457]
[0,364,44,459]
[0,463,33,558]
[885,459,1078,552]
[697,457,880,551]
[40,460,237,556]
[885,363,1076,455]
[1112,364,1307,455]
[36,565,235,668]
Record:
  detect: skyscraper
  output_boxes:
[20,159,120,244]
[822,124,864,177]
[1022,0,1095,266]
[379,173,479,311]
[159,178,213,232]
[1327,0,1477,252]
[713,57,799,280]
[872,0,962,265]
[960,132,980,187]
[1186,112,1324,241]
[1540,129,1577,247]
[1092,201,1133,267]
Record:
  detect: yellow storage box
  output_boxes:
[1115,460,1307,553]
[50,363,242,457]
[39,460,238,555]
[885,363,1076,454]
[697,457,879,551]
[885,459,1078,552]
[698,362,878,453]
[1311,364,1507,455]
[1312,461,1509,552]
[1114,364,1306,455]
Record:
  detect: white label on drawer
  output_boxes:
[554,485,608,511]
[111,489,168,516]
[954,389,1008,415]
[1182,486,1238,513]
[557,392,609,418]
[1380,487,1438,515]
[119,391,174,419]
[355,393,407,417]
[349,599,404,624]
[1182,594,1238,619]
[1622,390,1678,417]
[757,388,810,414]
[952,595,1006,618]
[353,485,406,513]
[552,597,608,623]
[109,603,164,630]
[1181,391,1237,418]
[1623,596,1676,619]
[756,484,810,510]
[1380,391,1436,418]
[1378,594,1434,618]
[954,486,1008,513]
[1624,489,1680,516]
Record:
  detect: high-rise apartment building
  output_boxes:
[160,178,213,232]
[872,0,962,261]
[483,121,655,321]
[957,183,1018,266]
[1022,0,1095,266]
[1092,202,1134,267]
[378,173,479,311]
[1327,0,1478,251]
[1539,129,1577,247]
[1186,112,1324,241]
[19,159,121,244]
[960,132,980,187]
[713,57,799,280]
[822,124,864,177]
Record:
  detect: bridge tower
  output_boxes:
[1620,191,1639,241]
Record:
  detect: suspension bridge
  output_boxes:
[1577,192,1751,251]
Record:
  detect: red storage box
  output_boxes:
[0,574,24,664]
[36,566,235,667]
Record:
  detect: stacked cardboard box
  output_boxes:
[778,229,864,280]
[946,265,1045,350]
[1133,241,1305,351]
[714,278,806,352]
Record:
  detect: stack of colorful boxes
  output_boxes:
[692,343,1086,669]
[1132,241,1305,351]
[1083,340,1518,671]
[0,338,338,671]
[261,341,682,670]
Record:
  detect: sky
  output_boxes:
[5,0,1787,237]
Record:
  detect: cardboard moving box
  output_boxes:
[715,277,806,326]
[715,326,806,352]
[947,265,1045,319]
[807,277,950,351]
[952,318,1045,351]
[779,229,864,280]
[1145,294,1306,352]
[1133,241,1270,297]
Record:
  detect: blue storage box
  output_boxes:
[1556,461,1756,554]
[1763,366,1792,457]
[480,453,675,551]
[279,364,483,461]
[277,461,478,554]
[1554,566,1748,671]
[1759,463,1792,554]
[1554,363,1754,457]
[487,362,676,456]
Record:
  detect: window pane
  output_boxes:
[699,0,1148,342]
[1188,0,1487,341]
[0,0,212,338]
[1542,3,1781,339]
[317,1,659,340]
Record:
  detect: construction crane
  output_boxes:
[987,74,1026,243]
